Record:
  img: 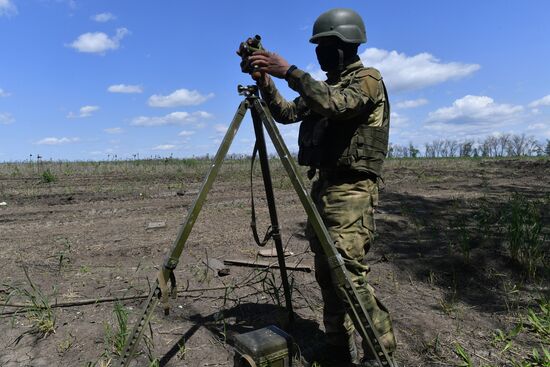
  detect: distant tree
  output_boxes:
[399,145,410,158]
[479,139,490,157]
[497,134,511,156]
[529,139,543,156]
[408,143,420,158]
[459,140,473,157]
[387,144,395,158]
[484,136,499,157]
[504,134,540,156]
[506,134,525,156]
[390,144,410,158]
[432,139,445,157]
[449,140,459,157]
[441,140,451,157]
[425,142,435,158]
[534,142,544,156]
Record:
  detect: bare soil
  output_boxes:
[0,157,549,367]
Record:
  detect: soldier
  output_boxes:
[249,8,396,367]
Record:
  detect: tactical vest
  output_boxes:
[297,68,390,177]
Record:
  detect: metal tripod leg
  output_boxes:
[115,100,249,367]
[250,100,295,326]
[117,87,393,367]
[250,99,395,367]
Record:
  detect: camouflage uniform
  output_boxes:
[259,59,396,359]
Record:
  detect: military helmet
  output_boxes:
[310,8,367,44]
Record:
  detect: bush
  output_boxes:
[41,169,57,183]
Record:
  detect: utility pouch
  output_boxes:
[298,117,329,167]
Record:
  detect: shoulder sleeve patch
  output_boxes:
[352,67,383,102]
[360,67,382,81]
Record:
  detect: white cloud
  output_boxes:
[427,95,523,125]
[91,12,116,22]
[0,0,17,17]
[0,112,14,124]
[424,95,524,137]
[528,95,550,108]
[281,125,299,140]
[306,63,326,81]
[389,113,411,140]
[527,123,547,131]
[79,105,99,117]
[104,127,123,134]
[148,88,214,107]
[35,137,80,145]
[178,130,195,136]
[0,88,11,97]
[395,98,428,109]
[67,105,99,118]
[131,111,213,127]
[526,122,550,140]
[152,144,176,151]
[69,28,129,54]
[193,111,212,119]
[359,48,480,92]
[214,124,228,134]
[390,112,409,127]
[107,84,143,94]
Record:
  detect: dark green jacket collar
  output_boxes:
[326,57,363,83]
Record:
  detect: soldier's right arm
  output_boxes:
[259,77,306,124]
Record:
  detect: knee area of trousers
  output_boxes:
[362,330,397,358]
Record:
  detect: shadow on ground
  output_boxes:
[377,189,549,313]
[159,302,324,366]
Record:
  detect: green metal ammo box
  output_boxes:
[233,325,293,367]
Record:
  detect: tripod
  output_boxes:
[116,85,395,367]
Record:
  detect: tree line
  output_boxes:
[388,134,550,158]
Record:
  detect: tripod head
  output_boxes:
[238,84,259,98]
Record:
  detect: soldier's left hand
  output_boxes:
[249,50,291,79]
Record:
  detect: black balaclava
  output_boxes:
[315,41,359,72]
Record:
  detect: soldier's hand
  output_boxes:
[252,71,271,87]
[249,50,290,79]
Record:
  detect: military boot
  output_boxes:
[359,359,380,367]
[359,357,398,367]
[310,339,359,366]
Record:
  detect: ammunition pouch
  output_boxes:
[298,117,389,177]
[297,117,329,167]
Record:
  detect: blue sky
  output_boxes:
[1,0,549,161]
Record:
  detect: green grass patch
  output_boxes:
[103,301,129,357]
[527,298,550,344]
[4,267,56,340]
[41,168,57,183]
[501,193,548,279]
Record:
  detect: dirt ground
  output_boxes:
[0,157,549,367]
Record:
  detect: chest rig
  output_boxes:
[297,68,390,177]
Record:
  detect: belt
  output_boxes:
[318,168,378,182]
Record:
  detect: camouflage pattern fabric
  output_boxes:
[306,171,396,357]
[260,59,385,126]
[259,60,396,359]
[260,59,390,177]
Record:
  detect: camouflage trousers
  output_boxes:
[306,171,396,358]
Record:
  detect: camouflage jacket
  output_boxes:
[259,59,390,176]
